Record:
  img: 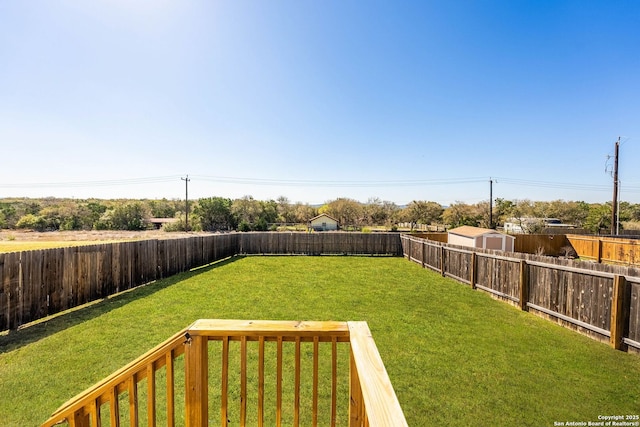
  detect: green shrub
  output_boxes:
[15,214,47,231]
[162,221,185,232]
[254,218,268,231]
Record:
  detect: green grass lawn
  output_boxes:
[1,256,639,426]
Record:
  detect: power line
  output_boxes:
[493,177,616,192]
[191,175,489,187]
[2,174,640,194]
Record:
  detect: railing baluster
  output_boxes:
[221,337,229,427]
[128,375,138,427]
[294,337,301,427]
[90,398,100,427]
[109,386,119,427]
[276,336,283,427]
[240,336,247,426]
[165,350,174,427]
[147,363,155,427]
[313,336,319,427]
[331,337,337,427]
[258,336,265,427]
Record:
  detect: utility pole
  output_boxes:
[489,178,494,229]
[611,138,620,235]
[182,175,190,232]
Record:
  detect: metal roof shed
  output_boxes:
[447,226,515,252]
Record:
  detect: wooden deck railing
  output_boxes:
[41,319,407,427]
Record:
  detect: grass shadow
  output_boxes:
[0,256,242,354]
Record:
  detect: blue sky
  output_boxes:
[1,0,639,205]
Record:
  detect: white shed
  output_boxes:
[309,214,339,231]
[447,226,515,252]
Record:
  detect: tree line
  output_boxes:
[1,196,639,234]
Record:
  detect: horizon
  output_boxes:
[0,190,634,209]
[1,2,639,205]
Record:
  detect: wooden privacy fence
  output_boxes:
[238,232,402,256]
[513,234,571,256]
[567,234,640,265]
[41,319,408,427]
[401,234,640,353]
[0,234,239,332]
[0,232,402,332]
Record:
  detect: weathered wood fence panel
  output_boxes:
[401,234,640,353]
[0,232,397,332]
[0,234,241,331]
[475,254,520,302]
[2,252,20,330]
[238,232,402,256]
[444,248,472,284]
[527,263,613,335]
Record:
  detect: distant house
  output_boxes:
[309,214,339,231]
[503,217,576,234]
[448,226,515,252]
[147,218,178,230]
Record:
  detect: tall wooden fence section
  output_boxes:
[567,234,640,265]
[0,234,239,332]
[0,232,401,332]
[513,234,571,256]
[401,234,640,353]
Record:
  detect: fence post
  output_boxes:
[421,240,426,268]
[519,260,529,311]
[610,275,627,350]
[597,239,603,263]
[440,245,446,277]
[470,252,477,289]
[185,334,209,427]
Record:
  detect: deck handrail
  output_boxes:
[41,319,408,427]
